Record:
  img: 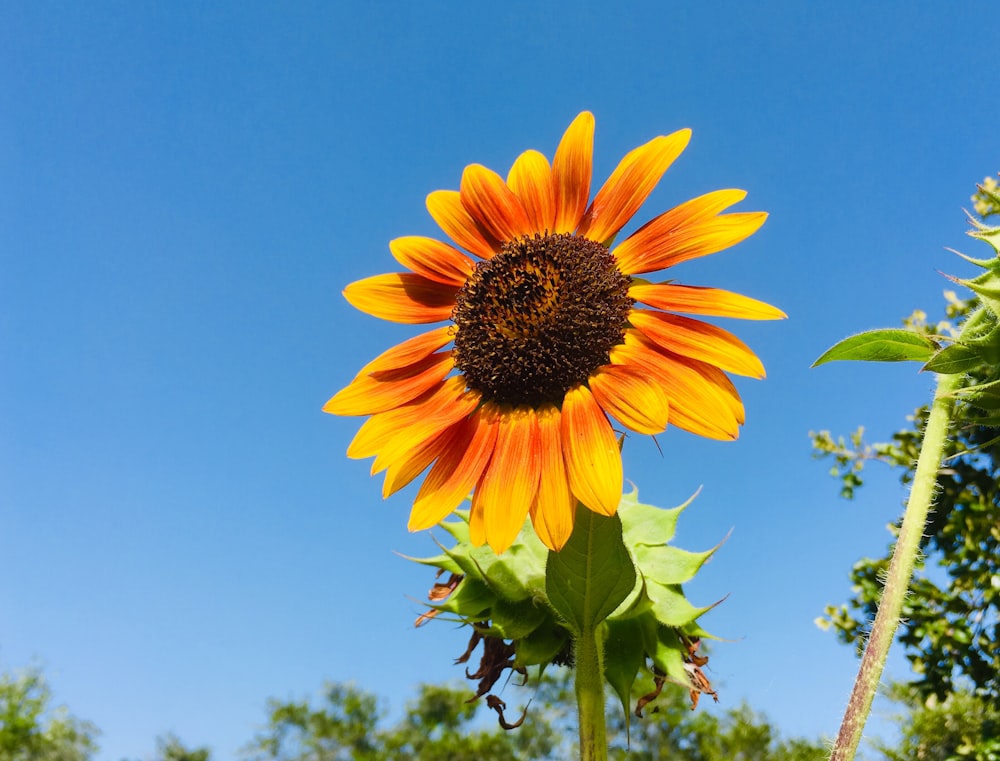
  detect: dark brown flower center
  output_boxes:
[452,233,633,408]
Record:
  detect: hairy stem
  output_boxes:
[830,370,960,761]
[575,625,608,761]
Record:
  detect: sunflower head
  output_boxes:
[326,112,785,554]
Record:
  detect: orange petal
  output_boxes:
[409,405,500,531]
[460,164,533,243]
[630,309,765,378]
[552,111,594,233]
[475,406,541,553]
[629,283,787,320]
[588,363,670,434]
[343,273,458,324]
[381,424,457,498]
[352,326,454,377]
[323,351,455,416]
[389,236,474,286]
[560,385,622,517]
[612,336,742,440]
[507,149,555,235]
[346,376,478,460]
[468,474,487,547]
[426,189,499,258]
[613,190,766,274]
[578,128,691,244]
[530,404,577,551]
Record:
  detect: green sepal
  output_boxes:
[633,539,724,586]
[960,270,1000,318]
[546,506,636,637]
[812,329,938,366]
[490,597,548,640]
[401,551,465,575]
[650,626,689,687]
[645,580,719,627]
[409,488,724,720]
[967,218,1000,256]
[604,617,645,724]
[619,486,695,546]
[435,576,495,619]
[514,621,569,668]
[950,378,1000,409]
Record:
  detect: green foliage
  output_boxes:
[872,683,1000,761]
[0,667,99,761]
[813,295,1000,703]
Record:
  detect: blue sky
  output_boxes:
[2,2,997,758]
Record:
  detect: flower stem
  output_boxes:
[830,370,960,761]
[575,625,608,761]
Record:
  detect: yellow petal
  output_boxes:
[552,112,594,233]
[352,326,454,377]
[409,405,500,531]
[560,385,621,516]
[475,406,541,553]
[588,363,670,434]
[529,404,576,551]
[389,236,474,286]
[346,377,478,459]
[460,164,533,243]
[426,189,498,258]
[323,351,455,416]
[507,149,555,235]
[630,309,766,378]
[381,425,457,498]
[613,335,742,440]
[343,273,458,324]
[578,128,691,244]
[613,189,766,274]
[629,283,787,320]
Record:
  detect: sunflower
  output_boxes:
[326,112,784,554]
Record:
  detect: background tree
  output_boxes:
[241,674,828,761]
[0,666,99,761]
[872,683,1000,761]
[147,734,212,761]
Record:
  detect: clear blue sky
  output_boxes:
[2,2,996,758]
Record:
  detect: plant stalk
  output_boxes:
[830,370,960,761]
[575,625,608,761]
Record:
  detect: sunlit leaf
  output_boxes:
[812,329,937,366]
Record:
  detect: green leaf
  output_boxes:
[546,506,637,637]
[923,343,984,374]
[812,329,938,366]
